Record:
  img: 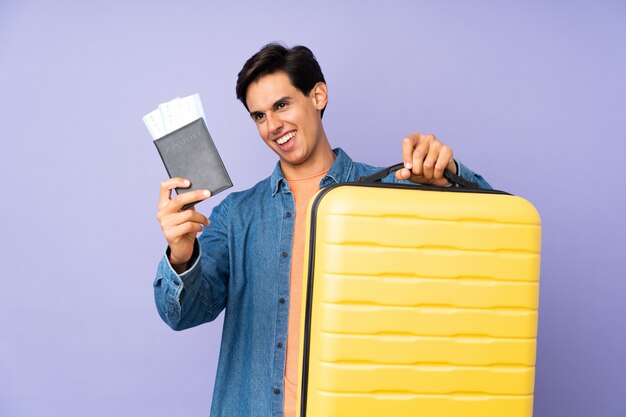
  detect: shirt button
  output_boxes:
[277,342,283,348]
[274,388,281,395]
[286,211,292,218]
[279,297,286,304]
[281,251,288,258]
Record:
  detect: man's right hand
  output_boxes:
[156,178,211,273]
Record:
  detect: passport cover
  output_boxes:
[154,118,232,208]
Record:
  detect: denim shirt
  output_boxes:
[153,148,491,417]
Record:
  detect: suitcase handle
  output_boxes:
[358,162,481,189]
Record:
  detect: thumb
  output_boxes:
[395,167,411,180]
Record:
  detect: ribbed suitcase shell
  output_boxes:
[297,183,541,417]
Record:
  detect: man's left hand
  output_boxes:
[395,133,456,186]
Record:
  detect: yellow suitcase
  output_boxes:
[297,165,541,417]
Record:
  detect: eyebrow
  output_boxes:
[249,96,292,118]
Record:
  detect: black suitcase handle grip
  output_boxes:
[358,162,480,189]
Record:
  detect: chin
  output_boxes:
[277,146,304,161]
[280,156,305,167]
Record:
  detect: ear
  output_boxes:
[309,82,328,111]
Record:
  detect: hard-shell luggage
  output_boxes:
[296,165,541,417]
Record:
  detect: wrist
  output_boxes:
[167,247,191,273]
[171,260,189,274]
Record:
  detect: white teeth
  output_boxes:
[276,131,295,145]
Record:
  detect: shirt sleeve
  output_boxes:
[455,160,493,190]
[153,198,231,331]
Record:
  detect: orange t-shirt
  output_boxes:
[283,169,328,417]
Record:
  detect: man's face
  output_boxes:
[246,71,327,172]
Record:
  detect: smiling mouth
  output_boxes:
[276,131,296,145]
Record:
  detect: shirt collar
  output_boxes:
[270,148,353,196]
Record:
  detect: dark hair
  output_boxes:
[236,43,327,118]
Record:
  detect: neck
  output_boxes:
[280,132,335,180]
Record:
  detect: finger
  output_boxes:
[422,140,440,179]
[411,134,431,176]
[434,145,453,179]
[401,134,419,170]
[161,210,209,230]
[166,189,211,213]
[161,209,210,229]
[406,175,431,185]
[163,222,205,243]
[159,178,191,209]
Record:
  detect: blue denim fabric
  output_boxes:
[153,148,491,417]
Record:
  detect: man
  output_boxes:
[154,43,490,417]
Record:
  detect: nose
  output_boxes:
[266,111,283,135]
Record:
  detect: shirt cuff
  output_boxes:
[164,239,201,279]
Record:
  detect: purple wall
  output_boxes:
[1,1,624,416]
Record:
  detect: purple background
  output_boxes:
[1,1,625,416]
